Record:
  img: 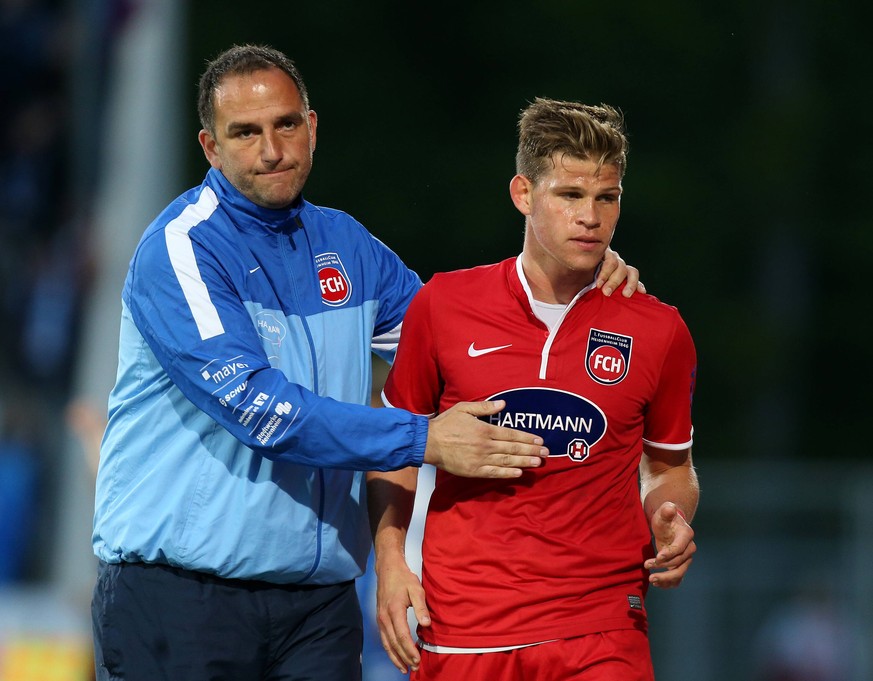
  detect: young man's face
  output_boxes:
[199,67,317,209]
[512,154,622,290]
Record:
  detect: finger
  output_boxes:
[649,534,696,566]
[646,550,692,572]
[378,627,408,673]
[649,558,693,588]
[622,266,642,298]
[378,602,415,667]
[482,426,549,455]
[649,546,694,574]
[482,420,547,447]
[596,249,623,288]
[494,448,547,468]
[384,618,419,670]
[386,602,420,667]
[477,465,524,479]
[599,255,629,297]
[412,591,431,628]
[657,536,695,563]
[455,399,507,417]
[395,626,420,669]
[477,451,554,476]
[646,540,696,571]
[494,452,546,469]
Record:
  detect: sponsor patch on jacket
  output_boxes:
[485,387,607,463]
[315,252,352,306]
[586,328,632,385]
[255,311,287,362]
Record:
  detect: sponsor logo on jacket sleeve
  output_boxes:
[200,356,251,384]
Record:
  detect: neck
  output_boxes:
[520,253,596,305]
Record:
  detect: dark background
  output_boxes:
[186,0,871,468]
[181,8,873,676]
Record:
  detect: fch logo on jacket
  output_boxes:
[315,252,352,306]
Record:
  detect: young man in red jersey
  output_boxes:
[367,98,699,681]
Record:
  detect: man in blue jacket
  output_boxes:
[91,44,640,681]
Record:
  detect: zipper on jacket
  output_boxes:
[283,214,326,583]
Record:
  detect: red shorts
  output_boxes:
[411,630,654,681]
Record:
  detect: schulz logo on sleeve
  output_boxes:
[586,328,632,386]
[315,252,352,307]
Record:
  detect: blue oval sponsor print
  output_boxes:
[485,387,607,462]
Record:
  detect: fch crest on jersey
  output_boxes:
[315,252,352,306]
[586,328,632,385]
[485,387,607,463]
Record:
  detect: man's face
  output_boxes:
[512,154,622,289]
[198,67,317,209]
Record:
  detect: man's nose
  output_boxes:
[574,198,599,227]
[260,130,282,163]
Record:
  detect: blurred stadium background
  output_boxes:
[0,0,870,679]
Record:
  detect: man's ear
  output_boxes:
[307,109,318,153]
[198,129,222,169]
[509,174,533,216]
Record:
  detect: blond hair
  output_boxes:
[516,98,628,182]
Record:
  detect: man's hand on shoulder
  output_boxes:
[598,248,646,298]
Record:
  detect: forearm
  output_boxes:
[639,447,699,523]
[366,467,428,673]
[367,467,419,561]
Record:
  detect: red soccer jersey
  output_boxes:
[383,257,696,648]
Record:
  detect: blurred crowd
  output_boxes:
[0,0,90,584]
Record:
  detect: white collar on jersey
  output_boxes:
[514,254,600,327]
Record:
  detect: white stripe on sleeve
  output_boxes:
[165,187,224,340]
[372,320,403,355]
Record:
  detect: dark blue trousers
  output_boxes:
[91,561,362,681]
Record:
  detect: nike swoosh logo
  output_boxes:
[249,266,261,274]
[468,342,512,357]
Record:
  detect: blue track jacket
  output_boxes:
[93,168,428,584]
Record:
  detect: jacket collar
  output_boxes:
[205,167,305,235]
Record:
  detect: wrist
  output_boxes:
[374,547,409,573]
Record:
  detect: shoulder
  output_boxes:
[427,259,510,294]
[302,201,392,249]
[143,184,224,240]
[597,291,693,347]
[132,184,240,273]
[609,290,685,321]
[302,201,365,231]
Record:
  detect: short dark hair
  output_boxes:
[197,44,310,134]
[516,98,628,182]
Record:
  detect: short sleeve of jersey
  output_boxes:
[382,281,441,416]
[642,310,697,449]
